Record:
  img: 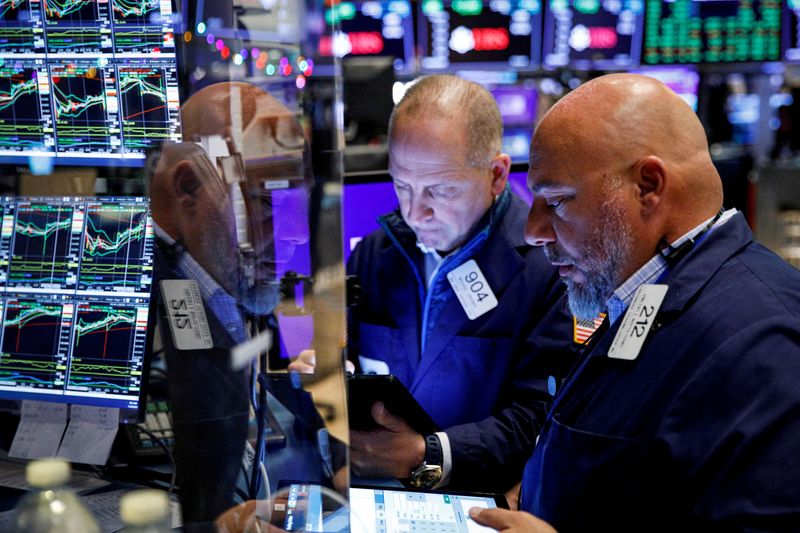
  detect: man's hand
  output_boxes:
[288,349,355,373]
[288,349,317,373]
[468,508,558,533]
[215,500,288,533]
[504,481,522,511]
[350,401,426,479]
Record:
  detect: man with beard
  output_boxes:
[470,73,800,531]
[150,82,309,531]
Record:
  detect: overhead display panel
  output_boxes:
[783,0,800,61]
[419,0,543,70]
[316,0,415,73]
[643,0,781,64]
[542,0,644,69]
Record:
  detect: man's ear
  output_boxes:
[490,153,511,195]
[634,155,666,215]
[173,160,203,209]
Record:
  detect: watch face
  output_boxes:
[410,464,443,489]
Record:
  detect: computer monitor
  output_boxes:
[342,176,398,263]
[0,0,181,167]
[0,196,155,422]
[642,0,781,64]
[632,66,700,111]
[419,0,543,71]
[542,0,644,69]
[491,85,537,163]
[783,0,800,61]
[316,0,415,74]
[343,56,396,145]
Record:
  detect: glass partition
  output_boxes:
[0,0,348,531]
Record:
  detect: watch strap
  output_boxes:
[424,434,443,467]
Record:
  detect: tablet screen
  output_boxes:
[350,486,504,533]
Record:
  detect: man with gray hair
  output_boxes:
[342,74,574,491]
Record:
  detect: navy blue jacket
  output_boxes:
[153,239,250,532]
[521,213,800,531]
[348,189,575,491]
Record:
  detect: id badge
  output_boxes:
[608,284,668,361]
[447,259,498,320]
[160,279,213,350]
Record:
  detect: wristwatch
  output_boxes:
[408,434,443,489]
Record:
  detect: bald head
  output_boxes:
[390,74,503,168]
[181,81,294,141]
[525,75,726,317]
[533,73,722,226]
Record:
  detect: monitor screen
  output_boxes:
[632,66,700,110]
[491,84,537,163]
[0,0,181,167]
[419,0,543,71]
[783,0,800,61]
[642,0,781,64]
[342,179,398,262]
[316,1,415,73]
[542,0,644,69]
[492,85,537,126]
[0,196,154,422]
[502,127,534,163]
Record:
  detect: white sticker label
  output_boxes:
[161,279,213,350]
[608,284,668,361]
[446,259,498,320]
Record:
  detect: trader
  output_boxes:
[151,82,312,531]
[337,74,572,492]
[470,73,800,531]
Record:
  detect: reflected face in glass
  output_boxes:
[389,117,496,253]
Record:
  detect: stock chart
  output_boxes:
[0,296,71,391]
[0,198,153,412]
[51,65,117,155]
[79,199,153,293]
[44,0,112,54]
[66,298,147,398]
[112,0,173,55]
[0,0,179,165]
[0,0,45,54]
[118,65,178,153]
[0,68,46,152]
[7,200,82,288]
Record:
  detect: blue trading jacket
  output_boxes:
[520,213,800,531]
[347,189,576,491]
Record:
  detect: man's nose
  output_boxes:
[406,195,433,225]
[525,200,556,247]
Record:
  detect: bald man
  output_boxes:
[150,82,310,531]
[343,75,574,492]
[471,74,800,531]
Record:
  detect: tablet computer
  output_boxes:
[350,484,509,533]
[348,374,440,435]
[268,482,508,533]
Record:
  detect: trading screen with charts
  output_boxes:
[0,0,181,166]
[0,196,154,416]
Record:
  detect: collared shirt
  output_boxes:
[417,241,448,289]
[606,209,738,325]
[153,222,248,343]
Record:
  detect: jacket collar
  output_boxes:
[658,212,753,315]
